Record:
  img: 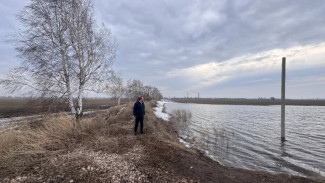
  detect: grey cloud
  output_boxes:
[95,0,325,65]
[1,0,325,98]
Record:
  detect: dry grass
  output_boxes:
[0,114,107,158]
[143,101,180,142]
[0,100,184,181]
[0,105,127,180]
[0,99,128,165]
[170,110,192,132]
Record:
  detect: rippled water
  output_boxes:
[165,102,325,178]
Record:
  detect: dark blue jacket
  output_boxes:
[133,101,145,117]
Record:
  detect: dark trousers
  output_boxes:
[134,116,144,133]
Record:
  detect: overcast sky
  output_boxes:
[1,0,325,98]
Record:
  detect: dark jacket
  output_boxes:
[133,101,145,117]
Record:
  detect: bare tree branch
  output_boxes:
[0,0,117,122]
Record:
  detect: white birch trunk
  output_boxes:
[61,48,76,119]
[67,89,76,118]
[65,74,76,119]
[76,84,84,119]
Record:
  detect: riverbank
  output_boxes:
[0,101,323,182]
[172,98,325,106]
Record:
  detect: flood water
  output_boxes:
[165,102,325,178]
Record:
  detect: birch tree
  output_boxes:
[107,73,125,105]
[0,0,116,121]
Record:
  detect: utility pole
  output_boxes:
[281,57,286,142]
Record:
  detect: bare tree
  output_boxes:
[125,79,163,101]
[125,80,144,101]
[143,85,152,100]
[150,86,163,101]
[107,73,125,105]
[0,0,116,122]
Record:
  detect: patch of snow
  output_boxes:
[154,101,191,148]
[154,100,170,121]
[179,138,191,148]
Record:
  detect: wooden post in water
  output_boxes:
[281,57,286,142]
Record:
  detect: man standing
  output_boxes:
[133,97,145,135]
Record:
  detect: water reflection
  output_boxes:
[280,141,289,157]
[165,102,325,178]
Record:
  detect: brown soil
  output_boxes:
[0,101,324,183]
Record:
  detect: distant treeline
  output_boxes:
[125,80,163,101]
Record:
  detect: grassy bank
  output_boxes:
[172,98,325,106]
[0,101,323,182]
